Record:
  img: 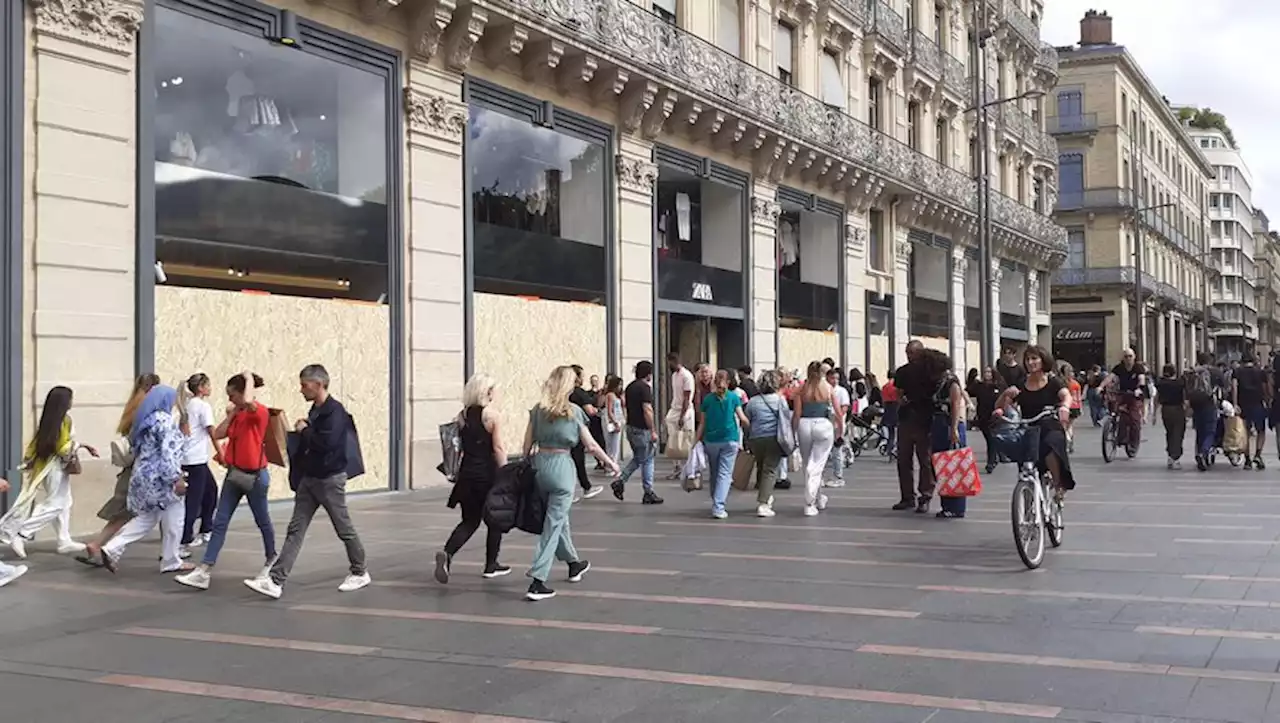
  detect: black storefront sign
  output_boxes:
[1052,314,1107,371]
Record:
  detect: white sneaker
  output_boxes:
[9,536,26,560]
[583,485,604,500]
[803,505,819,517]
[756,503,776,518]
[1173,460,1183,470]
[256,555,279,582]
[711,509,728,520]
[56,541,87,555]
[817,494,829,511]
[1167,458,1175,470]
[0,564,28,588]
[199,532,212,545]
[243,576,282,599]
[175,567,211,590]
[824,479,846,488]
[338,572,371,592]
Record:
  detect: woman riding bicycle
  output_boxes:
[993,345,1076,500]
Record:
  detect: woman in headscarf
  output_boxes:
[99,385,188,573]
[0,386,97,558]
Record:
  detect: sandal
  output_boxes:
[74,553,104,568]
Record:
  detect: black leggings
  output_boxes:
[571,443,591,490]
[444,495,502,566]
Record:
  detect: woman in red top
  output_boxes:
[176,372,277,591]
[881,371,900,452]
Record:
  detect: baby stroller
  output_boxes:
[848,404,894,460]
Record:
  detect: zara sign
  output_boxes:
[691,282,714,302]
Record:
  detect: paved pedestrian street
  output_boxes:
[7,428,1280,723]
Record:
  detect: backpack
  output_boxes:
[1185,366,1213,404]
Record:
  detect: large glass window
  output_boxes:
[1058,153,1084,196]
[468,107,606,302]
[776,22,795,85]
[655,166,744,307]
[820,50,843,109]
[717,0,741,57]
[1066,229,1085,268]
[152,7,389,300]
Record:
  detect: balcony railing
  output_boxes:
[830,0,868,26]
[1047,114,1099,134]
[867,0,907,54]
[1054,266,1203,313]
[493,0,1064,253]
[942,51,966,98]
[1055,187,1135,212]
[1034,42,1059,77]
[1001,0,1039,47]
[909,29,942,78]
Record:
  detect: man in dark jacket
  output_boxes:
[245,364,368,599]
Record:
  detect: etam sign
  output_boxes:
[1056,327,1096,341]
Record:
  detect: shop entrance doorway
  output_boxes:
[656,311,745,419]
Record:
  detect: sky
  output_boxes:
[1041,1,1280,214]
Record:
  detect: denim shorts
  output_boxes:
[1242,404,1268,433]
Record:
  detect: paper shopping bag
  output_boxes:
[932,446,982,497]
[264,408,289,467]
[731,447,756,491]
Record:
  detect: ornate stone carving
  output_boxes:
[895,238,914,263]
[846,224,867,255]
[30,0,143,52]
[990,259,1005,285]
[405,88,467,142]
[1029,272,1040,298]
[412,0,458,60]
[751,197,782,226]
[952,252,969,278]
[443,4,488,72]
[616,155,658,195]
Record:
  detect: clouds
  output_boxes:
[1042,1,1280,213]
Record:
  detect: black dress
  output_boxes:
[1014,377,1077,490]
[449,406,497,509]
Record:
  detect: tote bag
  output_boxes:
[932,446,982,497]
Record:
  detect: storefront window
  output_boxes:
[655,166,744,307]
[469,107,605,302]
[152,7,389,301]
[909,239,949,339]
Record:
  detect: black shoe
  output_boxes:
[526,579,556,601]
[984,462,997,474]
[1245,457,1254,470]
[915,498,930,514]
[1255,456,1267,471]
[892,500,914,511]
[642,491,664,505]
[775,478,792,490]
[1196,454,1207,472]
[611,480,625,501]
[567,560,591,583]
[483,562,511,579]
[433,550,451,584]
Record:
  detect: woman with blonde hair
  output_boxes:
[523,365,619,601]
[435,373,510,584]
[78,373,162,567]
[793,360,842,516]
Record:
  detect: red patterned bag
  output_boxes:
[932,447,982,497]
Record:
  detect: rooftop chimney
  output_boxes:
[1080,9,1113,46]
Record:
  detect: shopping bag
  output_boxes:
[932,446,982,497]
[1223,415,1247,454]
[436,420,462,482]
[264,408,289,467]
[666,422,693,459]
[732,446,756,491]
[682,442,705,492]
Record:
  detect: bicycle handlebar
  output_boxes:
[995,406,1061,426]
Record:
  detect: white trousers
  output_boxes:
[797,417,835,506]
[102,504,184,571]
[0,470,75,547]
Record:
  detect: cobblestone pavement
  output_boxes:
[5,424,1280,722]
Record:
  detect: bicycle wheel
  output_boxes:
[1045,478,1064,548]
[1101,416,1116,463]
[1011,476,1045,569]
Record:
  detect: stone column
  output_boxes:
[616,138,657,374]
[893,232,912,368]
[405,64,468,487]
[1155,310,1167,371]
[844,213,867,371]
[26,0,144,520]
[750,182,780,371]
[989,260,1004,360]
[951,249,968,373]
[1026,269,1039,343]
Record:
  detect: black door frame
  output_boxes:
[135,0,407,489]
[1,0,23,505]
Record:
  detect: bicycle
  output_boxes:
[1100,392,1139,463]
[993,407,1065,570]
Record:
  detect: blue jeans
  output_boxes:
[1086,388,1104,425]
[619,427,655,492]
[704,441,739,515]
[201,469,276,566]
[1192,405,1217,458]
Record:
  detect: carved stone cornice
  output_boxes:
[845,224,867,257]
[405,87,467,143]
[412,0,458,60]
[751,197,782,227]
[952,250,969,278]
[990,259,1005,285]
[616,155,658,195]
[442,3,488,72]
[29,0,143,53]
[895,237,913,263]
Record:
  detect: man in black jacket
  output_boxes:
[245,364,368,599]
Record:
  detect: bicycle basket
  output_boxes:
[991,420,1041,465]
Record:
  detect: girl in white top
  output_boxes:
[179,373,218,552]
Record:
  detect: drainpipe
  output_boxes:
[890,194,903,360]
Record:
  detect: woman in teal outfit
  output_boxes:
[523,365,620,601]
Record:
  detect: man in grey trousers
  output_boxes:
[244,364,369,599]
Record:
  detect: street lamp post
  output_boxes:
[966,2,1042,367]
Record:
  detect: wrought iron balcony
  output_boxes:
[1001,0,1039,48]
[1053,266,1150,288]
[866,0,907,55]
[1047,114,1099,135]
[942,51,967,98]
[908,29,943,79]
[1032,126,1058,164]
[489,0,1064,254]
[1054,187,1135,212]
[1034,42,1059,78]
[829,0,868,26]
